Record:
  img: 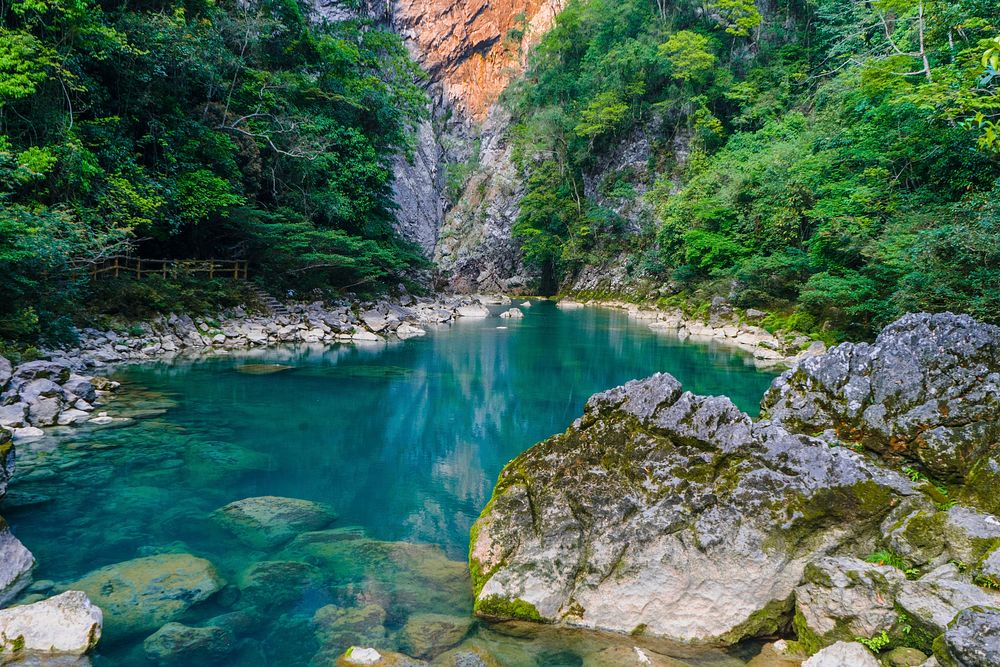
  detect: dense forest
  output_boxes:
[0,0,427,347]
[507,0,1000,339]
[2,0,1000,349]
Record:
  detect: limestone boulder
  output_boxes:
[0,516,35,605]
[455,304,489,318]
[935,606,1000,667]
[793,557,905,648]
[469,372,914,643]
[762,314,1000,492]
[801,641,879,667]
[0,591,102,657]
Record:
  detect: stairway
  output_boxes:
[248,285,290,316]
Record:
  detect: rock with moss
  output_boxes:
[883,502,1000,571]
[469,372,915,643]
[69,553,224,639]
[0,591,102,658]
[333,647,427,666]
[761,313,1000,491]
[793,557,906,649]
[896,565,1000,638]
[934,606,1000,667]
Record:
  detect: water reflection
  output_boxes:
[5,302,776,665]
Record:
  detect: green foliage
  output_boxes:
[506,0,1000,337]
[856,629,891,653]
[0,0,428,346]
[866,550,921,578]
[659,31,716,84]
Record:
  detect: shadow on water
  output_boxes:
[4,302,777,666]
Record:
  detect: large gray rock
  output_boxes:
[802,641,880,667]
[0,516,35,605]
[762,313,1000,487]
[794,557,905,647]
[11,360,71,384]
[470,373,914,643]
[937,606,1000,667]
[896,564,1000,637]
[0,356,11,389]
[0,425,13,497]
[0,591,102,657]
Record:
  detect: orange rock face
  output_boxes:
[395,0,564,121]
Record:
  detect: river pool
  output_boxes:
[5,301,778,665]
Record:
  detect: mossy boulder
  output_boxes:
[793,557,906,650]
[762,313,1000,494]
[934,605,1000,667]
[470,373,915,643]
[237,560,325,610]
[312,604,389,658]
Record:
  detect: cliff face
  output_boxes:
[393,0,563,121]
[313,0,563,289]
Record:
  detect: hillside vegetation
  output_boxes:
[506,0,1000,339]
[0,0,427,347]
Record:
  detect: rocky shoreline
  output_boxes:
[469,312,1000,666]
[556,296,827,369]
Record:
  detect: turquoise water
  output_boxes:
[5,302,776,665]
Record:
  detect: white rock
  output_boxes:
[556,300,584,310]
[12,426,44,439]
[802,641,879,667]
[0,521,35,605]
[342,647,382,665]
[88,413,114,425]
[396,323,426,339]
[522,301,532,308]
[648,321,680,332]
[351,329,384,342]
[0,591,102,656]
[456,304,490,318]
[499,308,524,319]
[57,409,90,426]
[0,403,28,428]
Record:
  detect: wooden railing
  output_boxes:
[86,256,249,280]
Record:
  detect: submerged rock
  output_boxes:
[279,530,472,618]
[69,553,224,638]
[237,560,325,610]
[399,613,473,659]
[143,622,235,665]
[762,313,1000,492]
[0,591,102,657]
[469,372,914,642]
[580,646,691,666]
[313,604,389,656]
[212,495,337,549]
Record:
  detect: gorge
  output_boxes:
[1,0,999,665]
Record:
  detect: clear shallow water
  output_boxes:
[5,302,777,665]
